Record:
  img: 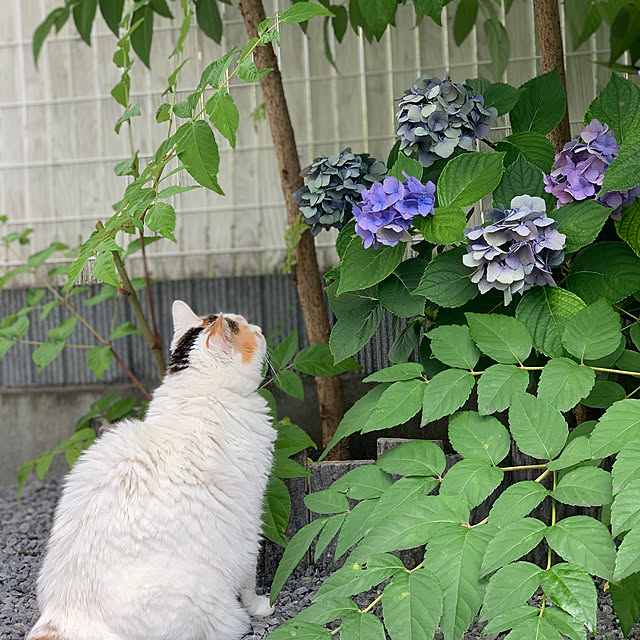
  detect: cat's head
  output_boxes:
[168,300,266,388]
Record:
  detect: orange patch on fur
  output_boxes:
[205,314,225,348]
[233,325,258,364]
[28,622,62,640]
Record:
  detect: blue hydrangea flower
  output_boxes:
[396,73,498,167]
[463,195,566,305]
[293,149,387,235]
[353,174,436,249]
[544,119,640,219]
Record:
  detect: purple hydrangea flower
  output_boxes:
[463,195,566,305]
[293,148,387,235]
[544,119,640,219]
[354,174,436,249]
[396,73,498,167]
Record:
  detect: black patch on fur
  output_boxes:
[201,314,217,326]
[225,318,240,335]
[168,326,204,374]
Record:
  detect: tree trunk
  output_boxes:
[238,0,348,460]
[533,0,572,152]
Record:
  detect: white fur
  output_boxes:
[28,303,276,640]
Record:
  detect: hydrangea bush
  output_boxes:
[266,71,640,640]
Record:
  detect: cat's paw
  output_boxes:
[242,592,274,618]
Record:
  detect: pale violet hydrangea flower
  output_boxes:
[293,149,387,235]
[396,73,498,167]
[353,174,436,249]
[463,195,566,305]
[543,119,640,219]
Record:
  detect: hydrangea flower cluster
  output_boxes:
[293,149,387,235]
[353,174,436,249]
[396,73,498,167]
[463,195,566,306]
[543,119,640,219]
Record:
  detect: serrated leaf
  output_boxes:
[377,439,445,477]
[363,363,423,383]
[488,481,548,528]
[551,466,612,507]
[273,369,304,401]
[583,379,626,408]
[614,526,640,582]
[145,202,176,242]
[206,89,239,148]
[48,317,77,341]
[589,399,640,458]
[329,301,382,363]
[86,345,113,380]
[543,606,587,640]
[537,358,595,411]
[610,572,640,637]
[279,2,335,23]
[90,251,121,288]
[314,513,346,562]
[417,206,467,245]
[295,596,359,625]
[545,516,616,581]
[422,369,475,426]
[493,154,552,210]
[547,436,592,471]
[341,611,385,640]
[612,479,640,537]
[483,606,539,634]
[334,499,379,560]
[466,313,532,364]
[109,322,142,341]
[496,132,555,172]
[331,466,392,500]
[507,616,563,639]
[378,267,427,317]
[477,364,529,415]
[364,379,426,432]
[293,343,360,377]
[35,451,53,481]
[274,419,315,458]
[267,620,330,640]
[174,120,223,194]
[338,238,405,294]
[448,411,510,464]
[32,341,65,371]
[510,69,567,135]
[440,459,504,508]
[481,561,541,622]
[262,477,291,547]
[612,439,640,493]
[28,241,67,268]
[553,200,611,254]
[304,489,349,515]
[427,324,480,370]
[271,330,299,370]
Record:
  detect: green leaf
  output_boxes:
[357,0,396,38]
[422,369,475,426]
[329,301,382,363]
[280,2,335,23]
[195,0,222,42]
[73,0,97,45]
[377,439,446,477]
[427,324,480,370]
[610,573,640,637]
[206,89,239,148]
[334,499,379,560]
[304,489,349,516]
[320,385,387,461]
[388,152,423,180]
[99,0,124,36]
[32,341,65,371]
[547,436,592,471]
[561,299,621,362]
[448,411,510,464]
[35,451,53,481]
[341,611,385,640]
[510,69,567,135]
[109,322,142,341]
[33,8,69,66]
[440,459,503,508]
[589,399,640,458]
[453,0,477,45]
[338,239,405,294]
[437,152,505,208]
[507,616,564,639]
[483,82,524,117]
[292,343,360,377]
[566,241,640,305]
[274,419,315,458]
[551,466,612,507]
[611,479,640,536]
[0,316,30,338]
[496,132,555,172]
[481,562,541,622]
[425,525,492,640]
[413,246,477,308]
[493,154,552,210]
[537,358,595,412]
[28,241,67,268]
[582,379,626,409]
[477,364,529,415]
[466,313,532,364]
[545,515,616,581]
[363,379,426,432]
[553,200,611,254]
[144,202,176,242]
[271,330,298,370]
[174,120,223,194]
[363,363,423,383]
[86,345,113,380]
[586,73,640,143]
[131,5,153,68]
[295,596,359,625]
[508,393,568,460]
[83,285,117,307]
[543,606,587,640]
[48,317,77,341]
[262,476,291,547]
[484,18,510,80]
[39,300,61,320]
[378,260,427,318]
[483,606,539,635]
[612,439,640,494]
[388,321,421,364]
[271,518,327,603]
[488,481,549,528]
[615,526,640,583]
[417,206,467,245]
[382,567,443,640]
[481,518,547,576]
[273,370,304,401]
[616,200,640,258]
[114,103,141,134]
[267,621,330,640]
[17,459,36,500]
[313,513,346,561]
[331,466,392,501]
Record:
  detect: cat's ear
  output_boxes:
[172,300,201,340]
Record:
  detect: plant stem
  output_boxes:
[111,349,152,400]
[360,593,383,614]
[15,339,93,349]
[535,469,552,484]
[500,464,548,472]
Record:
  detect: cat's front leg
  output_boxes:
[239,570,274,618]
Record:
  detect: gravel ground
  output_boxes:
[1,479,638,639]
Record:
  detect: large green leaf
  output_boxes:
[482,82,525,117]
[453,0,478,45]
[378,259,427,318]
[417,205,467,245]
[550,466,612,507]
[146,202,176,241]
[174,120,223,194]
[195,0,222,43]
[537,358,595,412]
[481,518,547,576]
[481,561,541,622]
[293,343,361,377]
[484,18,509,80]
[422,369,475,425]
[589,399,640,458]
[206,89,239,148]
[496,132,555,172]
[437,152,505,208]
[331,466,392,500]
[363,363,424,383]
[488,481,548,528]
[413,247,477,308]
[262,476,290,547]
[377,440,446,477]
[329,300,382,363]
[131,5,153,67]
[477,364,530,415]
[614,526,640,582]
[364,379,426,431]
[440,459,504,508]
[427,324,480,370]
[543,606,587,640]
[510,69,567,135]
[334,499,378,560]
[582,379,626,409]
[32,341,65,371]
[561,299,621,362]
[279,1,335,22]
[610,573,640,637]
[508,393,568,460]
[516,287,586,358]
[612,438,640,493]
[611,479,640,536]
[617,201,640,257]
[273,369,304,400]
[601,129,640,194]
[86,345,113,380]
[314,513,346,561]
[304,489,349,515]
[566,241,640,304]
[553,200,611,254]
[546,436,593,471]
[425,525,493,640]
[341,612,385,640]
[99,0,124,35]
[267,621,330,640]
[545,516,616,581]
[295,596,359,625]
[493,154,553,210]
[482,606,539,635]
[507,616,564,639]
[448,411,510,465]
[382,567,443,640]
[466,313,532,364]
[338,238,405,294]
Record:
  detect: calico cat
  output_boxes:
[27,301,277,640]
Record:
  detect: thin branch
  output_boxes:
[500,464,548,472]
[15,339,94,349]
